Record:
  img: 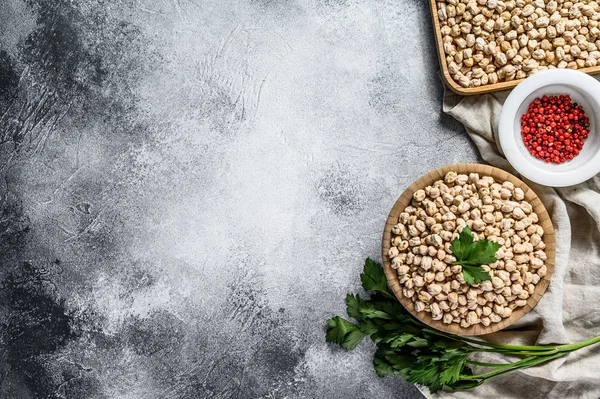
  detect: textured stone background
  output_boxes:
[0,0,481,398]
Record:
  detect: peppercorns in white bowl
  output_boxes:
[498,69,600,187]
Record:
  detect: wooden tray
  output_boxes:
[430,0,600,95]
[381,163,556,336]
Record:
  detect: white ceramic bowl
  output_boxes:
[498,69,600,187]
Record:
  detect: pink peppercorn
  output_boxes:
[521,95,590,164]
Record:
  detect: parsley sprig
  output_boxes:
[326,259,600,393]
[450,226,500,285]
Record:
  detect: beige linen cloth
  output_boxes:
[421,88,600,399]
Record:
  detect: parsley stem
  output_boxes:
[464,355,550,379]
[554,334,600,352]
[465,353,564,382]
[468,333,600,355]
[473,343,558,351]
[462,338,560,352]
[420,328,557,352]
[466,360,509,367]
[474,348,560,356]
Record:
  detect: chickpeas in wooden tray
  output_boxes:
[431,0,600,94]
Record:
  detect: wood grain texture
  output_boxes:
[429,0,600,96]
[381,163,556,336]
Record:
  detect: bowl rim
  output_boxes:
[381,163,556,336]
[498,69,600,187]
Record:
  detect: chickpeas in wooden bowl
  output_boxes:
[381,164,555,336]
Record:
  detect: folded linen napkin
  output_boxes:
[419,87,600,399]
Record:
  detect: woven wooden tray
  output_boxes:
[381,164,556,336]
[429,0,600,95]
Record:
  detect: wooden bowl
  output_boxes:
[381,163,555,336]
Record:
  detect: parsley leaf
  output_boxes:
[407,336,430,348]
[345,294,365,321]
[326,316,367,350]
[459,238,502,267]
[386,333,415,348]
[448,225,474,260]
[374,346,416,377]
[361,258,394,298]
[449,226,499,286]
[438,351,470,385]
[461,264,493,285]
[406,356,443,392]
[373,354,395,377]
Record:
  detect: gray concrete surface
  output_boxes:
[0,0,480,397]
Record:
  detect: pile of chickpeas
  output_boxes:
[388,172,547,328]
[437,0,600,88]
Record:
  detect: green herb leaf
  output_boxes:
[442,378,483,392]
[374,347,416,377]
[406,357,443,393]
[385,353,417,371]
[373,353,395,377]
[346,294,365,321]
[460,239,502,267]
[450,226,499,286]
[359,320,379,335]
[448,225,474,260]
[358,303,395,320]
[438,351,470,386]
[326,316,367,350]
[407,336,430,348]
[431,337,467,350]
[342,330,369,350]
[361,258,394,298]
[373,331,415,348]
[346,294,403,324]
[370,300,409,321]
[461,264,493,285]
[388,333,415,348]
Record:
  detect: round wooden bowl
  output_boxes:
[381,163,555,336]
